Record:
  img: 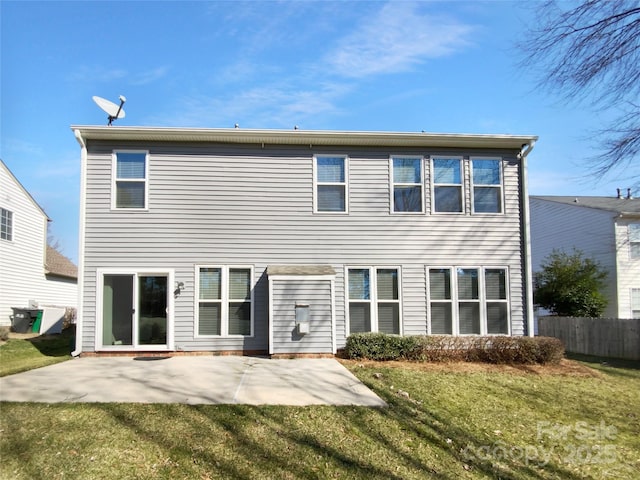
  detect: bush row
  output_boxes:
[343,333,564,365]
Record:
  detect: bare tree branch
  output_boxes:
[520,0,640,187]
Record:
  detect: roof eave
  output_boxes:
[70,126,538,150]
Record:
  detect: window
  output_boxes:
[428,267,509,335]
[197,266,253,336]
[348,267,401,334]
[114,151,147,209]
[1,208,12,241]
[429,269,453,334]
[392,157,423,213]
[432,158,463,213]
[472,158,502,213]
[632,289,640,319]
[315,156,347,212]
[629,224,640,259]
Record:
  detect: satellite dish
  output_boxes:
[92,95,126,126]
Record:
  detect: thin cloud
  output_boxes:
[67,65,128,83]
[68,65,168,86]
[166,81,349,129]
[327,2,474,78]
[131,66,170,86]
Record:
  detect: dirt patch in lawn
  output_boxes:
[340,358,602,377]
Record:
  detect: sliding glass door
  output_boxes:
[101,272,170,349]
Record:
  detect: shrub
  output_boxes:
[344,334,565,365]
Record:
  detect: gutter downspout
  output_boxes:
[519,140,536,337]
[72,129,87,356]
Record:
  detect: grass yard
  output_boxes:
[1,354,639,479]
[0,330,72,377]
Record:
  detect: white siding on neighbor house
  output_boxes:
[529,198,618,317]
[270,278,334,355]
[80,142,529,352]
[0,163,77,326]
[615,219,640,318]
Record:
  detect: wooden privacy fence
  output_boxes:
[538,316,640,361]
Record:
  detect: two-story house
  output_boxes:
[530,194,640,319]
[0,160,78,327]
[71,126,537,356]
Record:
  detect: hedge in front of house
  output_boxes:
[344,333,564,365]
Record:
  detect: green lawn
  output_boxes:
[1,354,638,479]
[0,331,72,377]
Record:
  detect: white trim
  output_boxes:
[268,275,274,355]
[470,156,504,215]
[72,129,87,356]
[431,156,465,214]
[95,268,175,351]
[390,156,425,214]
[520,153,535,336]
[330,278,337,354]
[313,154,349,214]
[111,150,149,211]
[194,265,254,338]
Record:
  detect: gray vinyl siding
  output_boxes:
[271,279,333,354]
[81,141,528,351]
[530,198,619,317]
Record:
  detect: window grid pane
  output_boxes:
[198,303,221,335]
[393,158,421,183]
[349,303,371,333]
[430,302,453,334]
[485,269,506,299]
[116,182,145,208]
[459,302,480,334]
[487,303,508,334]
[394,186,422,212]
[229,268,251,300]
[472,160,501,185]
[433,159,461,184]
[228,302,251,335]
[378,303,400,334]
[377,269,398,300]
[429,269,451,300]
[317,185,346,212]
[457,269,479,300]
[199,268,221,300]
[116,153,146,179]
[317,157,345,183]
[474,187,501,213]
[349,269,370,300]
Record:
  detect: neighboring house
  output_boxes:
[530,194,640,319]
[71,126,537,356]
[0,160,78,326]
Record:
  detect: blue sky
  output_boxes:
[1,1,636,263]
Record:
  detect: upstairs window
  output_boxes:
[630,224,640,259]
[114,151,147,209]
[472,158,503,213]
[432,158,463,213]
[1,208,12,241]
[314,156,347,213]
[391,157,423,213]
